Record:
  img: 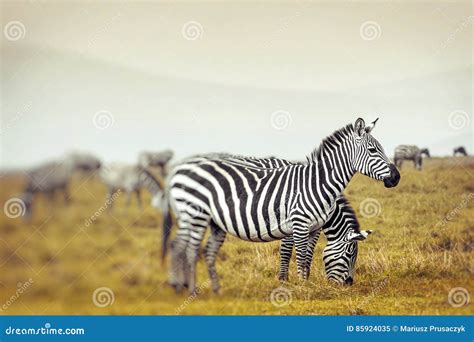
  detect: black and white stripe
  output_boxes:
[278,195,371,285]
[164,118,400,293]
[394,145,430,170]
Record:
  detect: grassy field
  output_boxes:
[0,157,473,315]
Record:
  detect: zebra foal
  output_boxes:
[164,118,400,294]
[279,195,370,285]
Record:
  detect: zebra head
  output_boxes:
[420,148,431,158]
[323,229,372,285]
[353,118,400,188]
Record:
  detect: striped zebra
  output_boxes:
[453,146,468,157]
[163,118,400,294]
[279,195,371,285]
[393,145,430,170]
[100,163,164,211]
[138,150,174,176]
[20,153,102,219]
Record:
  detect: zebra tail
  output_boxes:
[161,191,173,264]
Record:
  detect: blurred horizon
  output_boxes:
[1,0,472,169]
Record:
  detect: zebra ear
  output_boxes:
[354,118,366,137]
[365,118,379,133]
[347,229,372,242]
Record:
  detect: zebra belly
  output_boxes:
[209,208,291,242]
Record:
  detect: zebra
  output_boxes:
[64,152,102,172]
[278,195,371,285]
[393,145,430,170]
[138,150,174,177]
[99,163,164,211]
[19,153,102,220]
[163,118,400,294]
[453,146,468,157]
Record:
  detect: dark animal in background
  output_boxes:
[453,146,468,157]
[394,145,430,170]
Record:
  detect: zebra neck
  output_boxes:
[139,170,162,195]
[314,142,356,193]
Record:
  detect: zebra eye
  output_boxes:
[368,147,377,153]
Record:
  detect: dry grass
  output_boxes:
[0,157,473,315]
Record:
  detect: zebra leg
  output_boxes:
[135,189,142,209]
[204,222,226,294]
[169,219,191,293]
[185,222,207,295]
[292,221,310,280]
[278,236,294,281]
[126,191,132,207]
[305,229,322,278]
[63,184,70,204]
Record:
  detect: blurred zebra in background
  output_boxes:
[20,152,102,220]
[278,196,371,285]
[64,152,102,172]
[394,145,430,170]
[100,164,163,211]
[453,146,468,157]
[138,150,174,176]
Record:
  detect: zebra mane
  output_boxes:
[307,123,354,163]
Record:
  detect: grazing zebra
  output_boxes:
[20,153,102,219]
[163,118,400,294]
[100,163,163,211]
[453,146,468,157]
[393,145,430,170]
[278,195,371,285]
[64,152,102,172]
[138,150,174,176]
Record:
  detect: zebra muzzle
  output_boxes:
[383,164,400,188]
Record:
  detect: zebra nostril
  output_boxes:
[345,276,353,285]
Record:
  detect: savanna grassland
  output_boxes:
[0,157,473,315]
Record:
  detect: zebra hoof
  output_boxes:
[212,286,220,294]
[278,274,289,282]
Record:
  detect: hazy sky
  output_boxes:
[1,0,472,168]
